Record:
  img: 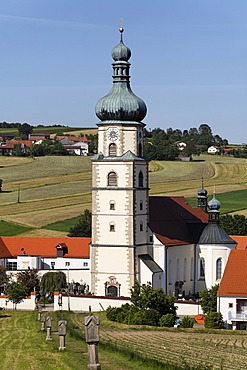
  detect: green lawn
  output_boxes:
[0,310,186,370]
[0,220,33,236]
[43,216,80,233]
[186,189,247,214]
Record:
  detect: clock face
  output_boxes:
[107,128,119,141]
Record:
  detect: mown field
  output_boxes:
[0,154,246,235]
[1,310,247,370]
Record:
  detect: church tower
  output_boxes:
[90,26,151,297]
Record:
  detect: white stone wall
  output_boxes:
[0,292,36,310]
[54,293,131,312]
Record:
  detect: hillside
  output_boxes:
[0,154,246,235]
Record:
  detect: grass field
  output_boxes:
[0,154,246,235]
[1,310,247,370]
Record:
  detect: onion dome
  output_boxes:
[208,193,221,212]
[112,28,131,61]
[95,27,147,122]
[197,181,207,196]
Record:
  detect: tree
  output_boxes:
[204,312,224,329]
[220,214,247,235]
[68,209,92,237]
[130,282,176,317]
[199,284,219,314]
[40,271,67,298]
[16,269,40,295]
[7,281,29,308]
[18,123,33,139]
[0,266,8,292]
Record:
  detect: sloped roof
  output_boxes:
[218,250,247,297]
[230,235,247,250]
[199,223,236,245]
[149,196,208,247]
[0,237,91,259]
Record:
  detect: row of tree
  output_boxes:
[143,124,228,160]
[0,267,89,308]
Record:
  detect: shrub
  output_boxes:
[130,309,160,326]
[180,316,194,328]
[106,306,123,322]
[204,312,224,329]
[159,313,176,327]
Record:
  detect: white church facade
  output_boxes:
[89,26,236,300]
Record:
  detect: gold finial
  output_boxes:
[119,18,124,33]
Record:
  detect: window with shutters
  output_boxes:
[108,172,117,186]
[109,143,117,156]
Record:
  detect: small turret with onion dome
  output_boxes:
[95,24,147,122]
[197,178,208,212]
[208,190,221,222]
[199,189,235,245]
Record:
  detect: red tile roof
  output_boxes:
[0,237,91,259]
[218,250,247,297]
[230,235,247,250]
[149,196,208,247]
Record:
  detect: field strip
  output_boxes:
[3,172,91,191]
[0,193,92,216]
[151,184,247,197]
[2,203,91,227]
[99,329,247,370]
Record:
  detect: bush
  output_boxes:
[180,316,194,328]
[130,309,160,326]
[106,306,123,322]
[159,313,176,327]
[204,312,224,329]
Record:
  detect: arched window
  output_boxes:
[216,258,222,280]
[105,276,121,297]
[183,258,187,282]
[168,260,172,284]
[176,259,180,281]
[107,286,118,297]
[138,171,144,187]
[199,257,205,279]
[138,143,143,157]
[108,172,117,186]
[140,200,143,211]
[109,222,115,232]
[109,143,117,157]
[109,201,115,210]
[190,257,194,281]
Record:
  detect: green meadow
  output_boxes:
[1,310,247,370]
[0,154,246,235]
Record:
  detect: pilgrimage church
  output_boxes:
[0,26,244,310]
[89,26,237,299]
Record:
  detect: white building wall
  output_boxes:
[217,296,236,325]
[198,244,235,290]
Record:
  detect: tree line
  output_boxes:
[143,123,228,160]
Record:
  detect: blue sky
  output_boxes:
[0,0,246,144]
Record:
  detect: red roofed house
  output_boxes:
[0,237,91,294]
[217,249,247,329]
